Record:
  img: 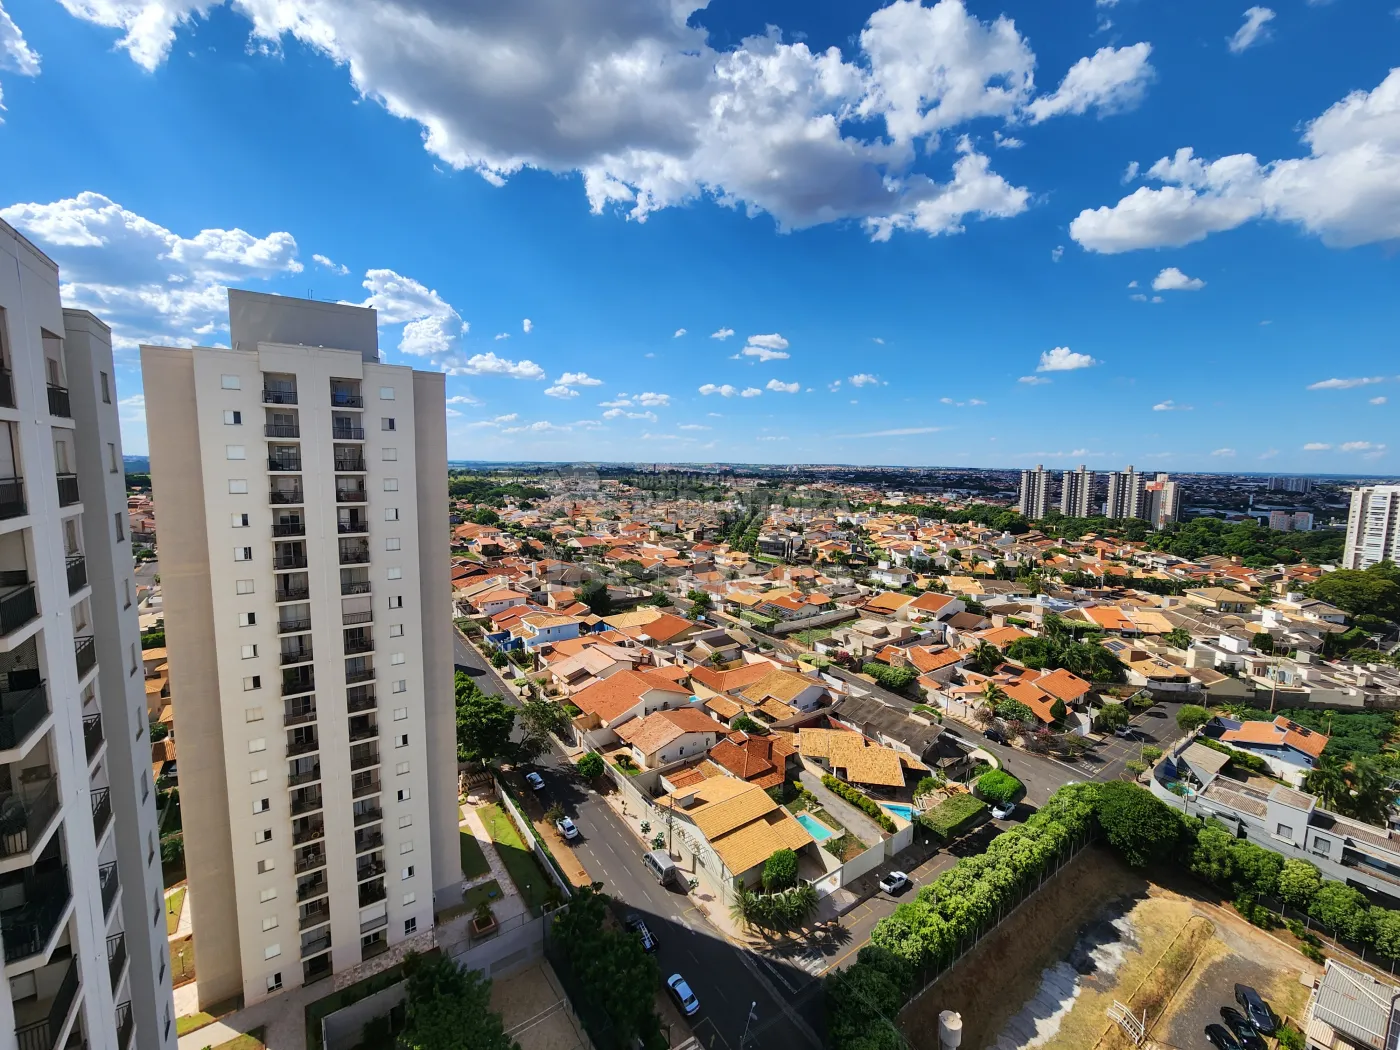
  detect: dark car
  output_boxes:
[984,727,1007,744]
[1204,1023,1242,1050]
[1234,984,1276,1035]
[625,913,658,953]
[1219,1006,1265,1050]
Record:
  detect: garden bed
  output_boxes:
[481,803,554,913]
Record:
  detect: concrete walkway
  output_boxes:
[460,800,530,925]
[798,769,885,845]
[165,885,192,941]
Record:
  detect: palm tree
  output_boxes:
[1347,757,1397,825]
[968,642,1002,676]
[1303,755,1351,812]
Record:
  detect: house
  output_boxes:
[570,669,694,745]
[471,588,531,617]
[870,564,916,588]
[1185,587,1259,615]
[615,707,729,769]
[863,591,916,617]
[737,669,829,715]
[658,777,817,890]
[828,693,952,766]
[797,725,921,797]
[513,611,584,650]
[1302,959,1400,1050]
[707,732,797,790]
[688,661,780,700]
[544,643,639,695]
[1209,714,1329,786]
[900,591,965,623]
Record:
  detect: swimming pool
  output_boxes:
[880,802,917,822]
[795,813,836,841]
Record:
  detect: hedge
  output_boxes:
[1193,736,1270,775]
[975,769,1022,805]
[821,775,897,833]
[918,794,988,842]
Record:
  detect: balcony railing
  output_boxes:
[0,679,48,752]
[263,388,298,405]
[272,521,306,538]
[107,932,127,989]
[278,617,311,635]
[353,806,382,828]
[337,520,368,535]
[284,699,316,727]
[297,875,329,903]
[354,828,384,854]
[346,666,375,685]
[358,880,387,907]
[75,636,97,678]
[0,477,25,520]
[99,861,119,917]
[332,426,366,441]
[265,423,300,438]
[334,455,366,472]
[268,456,302,472]
[0,778,60,858]
[283,671,315,696]
[342,608,373,626]
[347,687,376,714]
[350,746,380,771]
[270,488,304,505]
[305,952,334,984]
[280,646,314,666]
[115,1001,134,1050]
[287,734,319,757]
[83,712,103,761]
[290,791,323,817]
[348,721,378,743]
[338,548,370,565]
[0,582,38,636]
[14,955,78,1050]
[55,473,80,507]
[301,931,332,958]
[335,489,368,505]
[1,865,70,963]
[66,554,87,594]
[91,787,113,840]
[274,553,308,570]
[356,857,386,882]
[276,584,310,603]
[299,903,331,931]
[344,635,373,655]
[330,392,363,409]
[295,849,326,874]
[362,936,390,962]
[292,820,324,846]
[360,912,388,936]
[351,775,381,800]
[288,762,320,788]
[46,384,71,418]
[0,368,12,409]
[341,580,371,596]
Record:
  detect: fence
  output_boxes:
[495,776,574,901]
[321,983,406,1050]
[767,608,860,637]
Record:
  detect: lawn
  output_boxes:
[460,829,490,880]
[791,628,831,647]
[481,804,554,913]
[170,936,195,986]
[165,887,186,935]
[176,1012,215,1036]
[210,1028,267,1050]
[463,879,504,912]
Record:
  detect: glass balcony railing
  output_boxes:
[55,474,80,507]
[65,554,86,594]
[46,384,71,418]
[0,779,59,858]
[0,477,25,520]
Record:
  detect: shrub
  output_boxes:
[1093,702,1131,732]
[861,662,919,693]
[914,776,944,798]
[821,775,897,833]
[1193,736,1270,774]
[762,849,799,893]
[731,714,768,736]
[1094,781,1182,868]
[918,794,988,842]
[1278,858,1323,909]
[1141,745,1163,763]
[1276,1024,1306,1050]
[1177,704,1210,732]
[975,770,1022,805]
[575,752,604,779]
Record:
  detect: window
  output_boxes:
[231,512,250,528]
[221,374,242,389]
[250,769,268,784]
[267,973,283,993]
[396,761,410,776]
[123,579,131,609]
[154,891,161,927]
[257,858,275,874]
[403,892,417,906]
[142,771,150,802]
[227,445,246,460]
[1312,837,1332,856]
[399,840,414,854]
[107,443,119,472]
[390,624,404,638]
[379,386,395,400]
[397,788,412,802]
[383,478,399,491]
[388,596,403,609]
[385,508,399,521]
[239,611,257,626]
[243,675,262,691]
[387,567,402,580]
[381,417,397,432]
[261,914,277,930]
[391,652,405,665]
[405,918,418,936]
[259,887,277,903]
[248,738,266,753]
[402,866,415,880]
[245,706,264,722]
[253,798,270,814]
[229,479,249,494]
[255,828,271,844]
[398,813,412,827]
[235,547,253,561]
[382,448,397,461]
[236,579,255,596]
[224,410,242,425]
[148,831,156,865]
[393,706,408,721]
[241,644,258,660]
[100,372,111,403]
[385,538,401,551]
[131,642,139,675]
[114,513,125,541]
[393,680,407,694]
[1275,823,1293,839]
[264,944,280,960]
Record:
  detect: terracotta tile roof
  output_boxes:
[1221,716,1329,760]
[798,728,907,787]
[708,810,813,875]
[689,662,776,695]
[908,646,967,673]
[738,669,822,705]
[571,669,691,724]
[701,695,743,721]
[864,592,917,614]
[1029,667,1093,705]
[908,592,958,613]
[999,680,1059,724]
[978,625,1030,648]
[664,759,728,790]
[615,707,725,756]
[1081,606,1138,632]
[708,731,795,789]
[945,611,988,630]
[622,612,696,643]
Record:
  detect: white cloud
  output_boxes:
[1307,376,1385,390]
[747,333,789,351]
[544,385,580,399]
[358,268,471,366]
[1303,442,1332,450]
[1339,441,1386,453]
[839,426,943,437]
[1127,279,1138,288]
[555,371,603,387]
[1210,447,1236,457]
[494,332,510,340]
[0,1,41,118]
[522,318,533,333]
[742,345,790,362]
[828,380,842,391]
[602,408,657,421]
[1051,245,1064,262]
[940,396,986,407]
[1152,266,1205,291]
[1123,160,1140,184]
[117,392,145,421]
[678,423,710,430]
[1018,375,1051,385]
[0,191,301,349]
[1153,399,1192,411]
[1371,396,1388,405]
[1036,346,1098,371]
[1025,43,1154,124]
[699,383,738,397]
[674,328,686,337]
[465,413,520,429]
[849,373,883,387]
[1258,448,1279,459]
[993,131,1022,149]
[446,393,481,406]
[1228,7,1275,54]
[312,252,348,275]
[741,387,763,398]
[501,420,571,434]
[457,351,546,380]
[710,328,735,341]
[766,379,800,394]
[635,392,670,407]
[1071,68,1400,253]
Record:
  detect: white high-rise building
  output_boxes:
[141,291,456,1008]
[1017,465,1051,520]
[0,219,175,1048]
[1342,486,1400,570]
[1143,474,1182,531]
[1059,464,1094,518]
[1105,465,1146,520]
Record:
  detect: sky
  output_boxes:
[0,0,1397,473]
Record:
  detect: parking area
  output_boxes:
[1086,705,1181,782]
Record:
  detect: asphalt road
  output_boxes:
[453,630,824,1050]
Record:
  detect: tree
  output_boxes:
[1093,702,1131,733]
[1176,704,1210,733]
[1346,757,1398,825]
[1190,823,1236,887]
[576,752,605,779]
[456,673,516,765]
[1095,781,1182,867]
[160,832,184,867]
[471,507,502,527]
[731,714,768,736]
[862,662,918,693]
[399,952,517,1050]
[1277,859,1322,909]
[1164,627,1193,650]
[1303,755,1352,812]
[966,641,1003,676]
[762,849,800,892]
[1308,562,1400,624]
[1049,698,1068,724]
[1310,882,1373,941]
[976,769,1022,805]
[578,579,612,616]
[516,699,571,763]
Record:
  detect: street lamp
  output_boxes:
[741,1002,758,1048]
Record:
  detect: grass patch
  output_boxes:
[459,829,490,879]
[463,879,504,912]
[170,936,195,986]
[822,832,869,863]
[211,1027,267,1050]
[177,1012,215,1036]
[921,794,989,842]
[481,804,553,913]
[165,886,186,935]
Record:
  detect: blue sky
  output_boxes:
[0,0,1396,471]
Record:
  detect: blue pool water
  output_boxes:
[795,813,836,841]
[881,803,917,821]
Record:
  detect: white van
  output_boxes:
[642,849,679,887]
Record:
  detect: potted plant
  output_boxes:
[470,901,497,938]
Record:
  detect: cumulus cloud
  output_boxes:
[678,423,710,430]
[849,373,883,387]
[1070,68,1400,253]
[1018,375,1052,385]
[1303,442,1332,450]
[446,393,482,406]
[1051,245,1064,262]
[555,371,603,387]
[1307,376,1385,390]
[1371,396,1388,405]
[465,413,520,428]
[674,328,686,337]
[699,383,739,397]
[839,426,943,437]
[1024,43,1154,123]
[1228,7,1275,54]
[635,392,670,407]
[0,1,41,118]
[53,0,1151,241]
[544,385,580,399]
[457,351,546,379]
[766,379,800,393]
[1152,399,1192,411]
[747,333,789,351]
[312,252,348,275]
[358,268,472,366]
[1152,266,1205,291]
[494,332,510,340]
[1036,346,1098,371]
[602,407,657,421]
[522,318,533,333]
[1340,440,1386,453]
[710,328,735,341]
[741,387,763,397]
[742,344,790,362]
[1210,447,1236,457]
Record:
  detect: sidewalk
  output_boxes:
[165,884,192,941]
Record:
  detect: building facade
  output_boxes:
[0,219,176,1049]
[1059,464,1094,518]
[1104,465,1145,520]
[141,291,456,1008]
[1016,464,1051,520]
[1342,486,1400,570]
[1143,473,1182,531]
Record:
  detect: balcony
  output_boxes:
[341,579,371,596]
[287,733,319,757]
[91,787,113,841]
[107,932,127,990]
[274,552,308,571]
[1,863,70,963]
[353,805,382,829]
[0,778,60,858]
[272,520,306,538]
[0,368,12,409]
[278,617,311,635]
[283,698,316,727]
[55,474,80,507]
[347,687,376,714]
[263,387,298,405]
[358,879,387,907]
[297,874,329,903]
[0,477,25,520]
[330,391,363,409]
[356,856,386,882]
[269,487,304,505]
[362,935,390,962]
[335,487,368,505]
[65,554,86,595]
[0,580,38,636]
[338,547,370,566]
[299,901,331,931]
[276,582,310,603]
[264,423,300,438]
[353,828,383,855]
[334,454,366,472]
[99,861,119,917]
[344,632,373,656]
[337,520,368,535]
[83,712,103,761]
[294,848,326,875]
[331,426,365,441]
[345,665,375,685]
[348,721,378,745]
[13,956,78,1050]
[46,384,71,419]
[292,819,324,846]
[290,790,323,817]
[304,952,333,985]
[0,676,48,752]
[301,930,332,958]
[342,607,373,626]
[288,761,323,791]
[280,644,314,666]
[115,1001,134,1050]
[282,670,315,697]
[75,636,97,678]
[360,912,388,936]
[351,773,381,800]
[268,455,302,472]
[350,745,381,771]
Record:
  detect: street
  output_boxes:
[453,630,825,1050]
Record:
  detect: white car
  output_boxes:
[878,871,910,895]
[524,772,546,791]
[1113,726,1137,739]
[555,816,579,840]
[991,800,1017,820]
[667,974,700,1016]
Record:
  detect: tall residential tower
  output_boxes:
[1059,465,1094,518]
[1016,465,1051,520]
[1342,486,1400,570]
[141,291,456,1008]
[1105,465,1146,520]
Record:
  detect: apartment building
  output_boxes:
[1342,485,1400,570]
[1059,464,1094,518]
[1016,464,1051,520]
[1104,465,1145,520]
[141,291,456,1008]
[1143,474,1182,531]
[0,219,175,1048]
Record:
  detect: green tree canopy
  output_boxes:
[762,848,799,892]
[399,952,518,1050]
[1094,781,1183,867]
[455,672,516,765]
[575,752,605,779]
[1176,704,1210,733]
[578,580,612,616]
[1308,562,1400,624]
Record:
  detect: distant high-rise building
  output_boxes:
[1143,474,1182,530]
[1269,476,1313,494]
[1342,486,1400,569]
[1105,465,1146,520]
[1060,464,1094,518]
[1017,464,1051,519]
[1269,510,1314,532]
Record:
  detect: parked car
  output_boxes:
[625,913,658,953]
[1234,984,1276,1035]
[524,772,546,791]
[983,727,1007,744]
[1219,1007,1265,1050]
[1113,725,1137,739]
[1204,1023,1242,1050]
[878,871,910,895]
[667,974,700,1016]
[991,800,1017,820]
[555,816,579,840]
